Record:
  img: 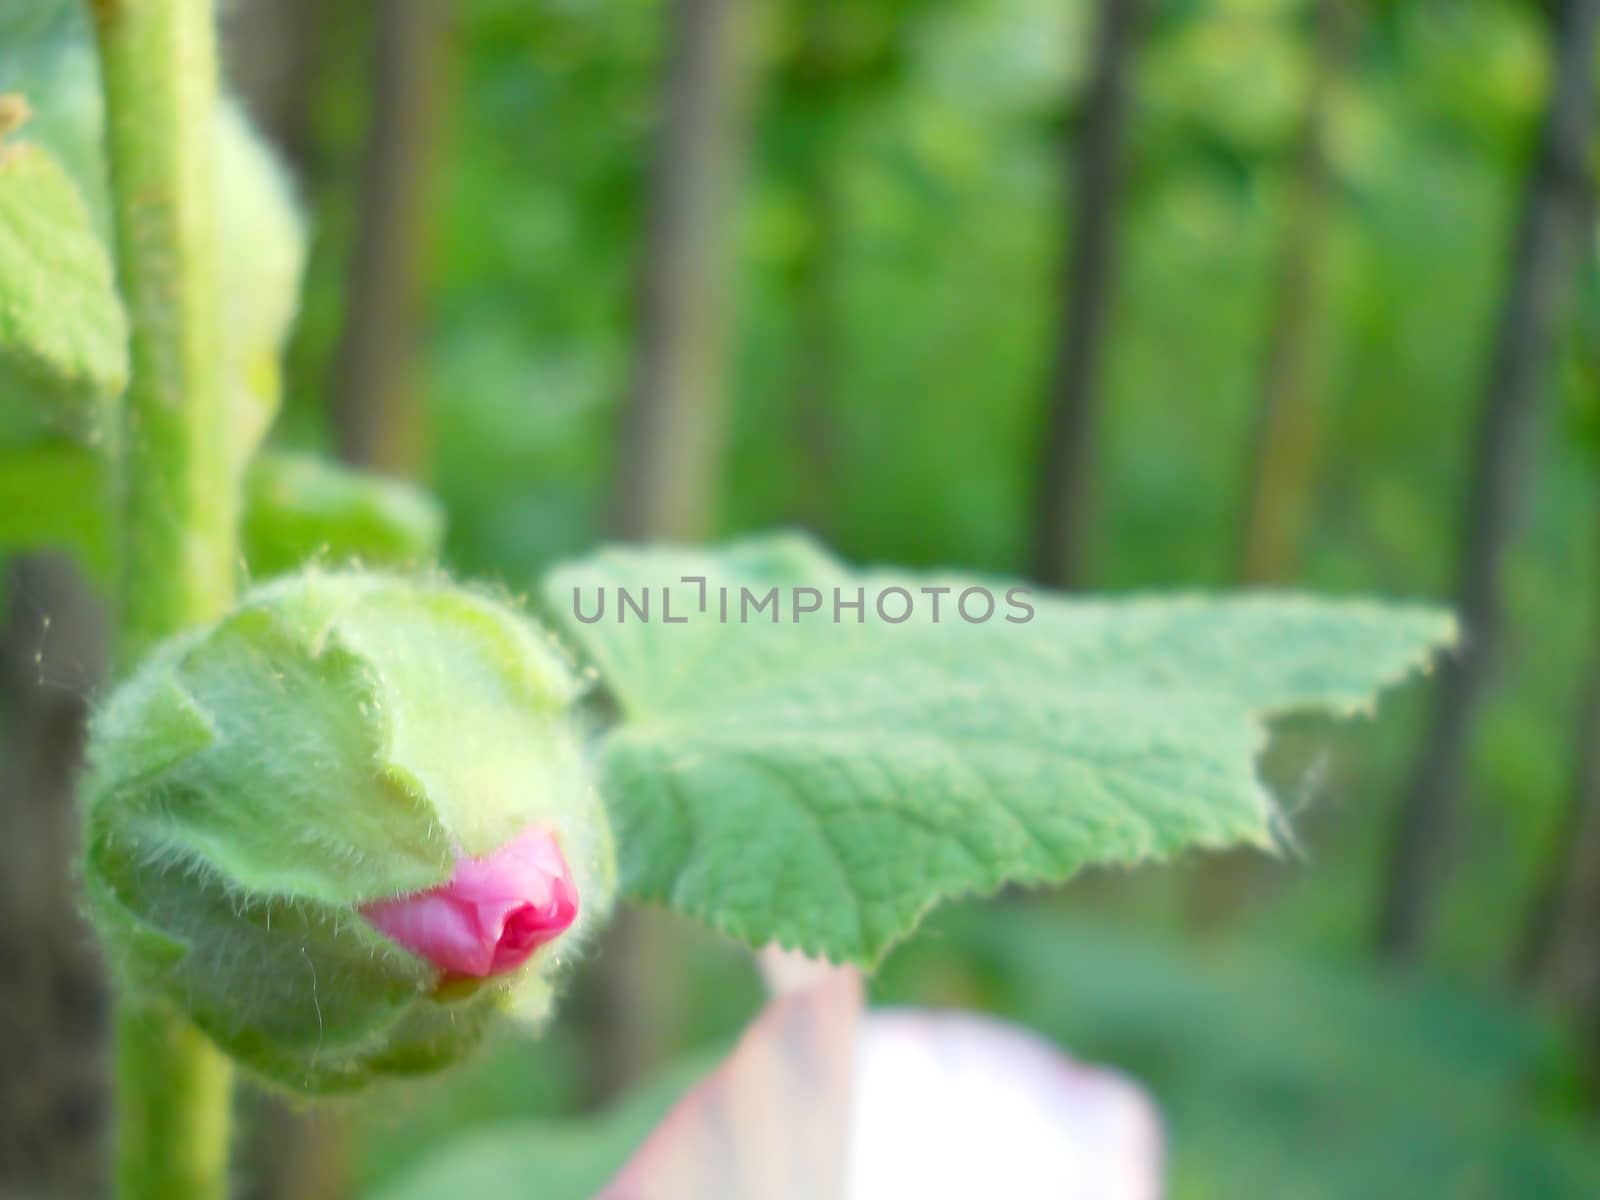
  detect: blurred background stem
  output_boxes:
[1031,0,1141,589]
[330,0,448,476]
[1376,0,1600,965]
[609,0,762,542]
[0,558,107,1199]
[90,0,236,1196]
[1189,0,1354,935]
[1235,0,1351,588]
[1516,517,1600,1104]
[781,0,847,538]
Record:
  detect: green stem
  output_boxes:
[92,0,233,663]
[114,1003,234,1199]
[90,2,236,1198]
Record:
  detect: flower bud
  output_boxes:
[83,571,615,1094]
[360,826,578,980]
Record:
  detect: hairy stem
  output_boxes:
[113,1005,233,1200]
[90,2,236,1198]
[92,0,233,664]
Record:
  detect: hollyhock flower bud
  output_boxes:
[83,571,615,1094]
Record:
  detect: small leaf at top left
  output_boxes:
[0,93,128,446]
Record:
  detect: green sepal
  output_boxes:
[86,660,218,789]
[243,450,446,578]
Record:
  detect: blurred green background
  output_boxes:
[6,0,1600,1196]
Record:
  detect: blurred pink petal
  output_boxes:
[599,966,863,1200]
[361,826,577,978]
[600,961,1163,1200]
[848,1010,1164,1200]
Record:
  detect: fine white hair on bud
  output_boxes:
[83,570,616,1094]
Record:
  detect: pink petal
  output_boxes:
[361,826,578,979]
[848,1010,1164,1199]
[599,966,864,1200]
[599,964,1165,1200]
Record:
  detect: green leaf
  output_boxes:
[544,534,1455,965]
[0,128,127,440]
[243,451,445,577]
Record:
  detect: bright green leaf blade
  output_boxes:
[544,534,1455,965]
[0,136,127,440]
[243,451,445,577]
